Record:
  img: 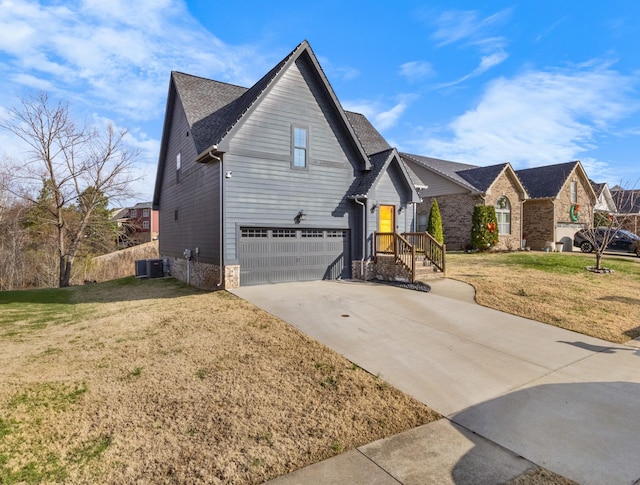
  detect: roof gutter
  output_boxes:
[196,144,223,164]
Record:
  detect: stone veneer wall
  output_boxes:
[554,175,593,228]
[352,260,375,281]
[165,257,241,290]
[372,254,412,282]
[416,194,482,251]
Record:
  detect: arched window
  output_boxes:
[495,196,511,235]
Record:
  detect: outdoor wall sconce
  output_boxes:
[295,210,306,224]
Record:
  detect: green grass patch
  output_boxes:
[8,382,88,412]
[70,435,112,465]
[0,454,68,485]
[502,253,640,276]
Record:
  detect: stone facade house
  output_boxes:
[516,161,596,252]
[401,153,527,250]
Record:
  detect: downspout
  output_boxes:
[215,152,224,288]
[520,199,525,248]
[354,196,367,278]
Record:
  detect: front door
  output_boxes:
[379,205,395,233]
[379,205,395,252]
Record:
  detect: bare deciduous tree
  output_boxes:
[0,92,139,287]
[579,185,640,271]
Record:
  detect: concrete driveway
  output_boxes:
[232,279,640,484]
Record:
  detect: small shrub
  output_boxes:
[427,199,444,244]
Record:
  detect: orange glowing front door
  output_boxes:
[379,205,395,233]
[379,205,395,252]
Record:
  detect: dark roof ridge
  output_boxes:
[171,70,249,91]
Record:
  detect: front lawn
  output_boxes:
[0,278,438,484]
[446,251,640,343]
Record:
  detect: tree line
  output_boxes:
[0,92,139,290]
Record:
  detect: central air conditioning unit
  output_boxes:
[135,259,166,278]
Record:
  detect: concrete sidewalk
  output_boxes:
[232,279,640,484]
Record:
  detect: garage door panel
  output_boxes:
[239,228,350,285]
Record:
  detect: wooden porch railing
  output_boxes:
[402,232,446,274]
[375,232,416,281]
[374,231,446,281]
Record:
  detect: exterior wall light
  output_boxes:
[295,210,306,223]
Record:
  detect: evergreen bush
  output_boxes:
[427,199,444,244]
[471,205,499,250]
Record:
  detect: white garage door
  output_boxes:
[239,227,351,286]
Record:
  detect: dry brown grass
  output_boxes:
[446,251,640,343]
[0,278,438,484]
[506,467,579,485]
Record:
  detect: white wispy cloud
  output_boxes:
[435,50,509,89]
[416,64,638,180]
[428,8,511,89]
[399,61,434,83]
[0,0,261,121]
[343,95,416,131]
[431,8,511,50]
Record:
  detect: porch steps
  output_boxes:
[414,264,445,281]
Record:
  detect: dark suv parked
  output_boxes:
[573,227,640,256]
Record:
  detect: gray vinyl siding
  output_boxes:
[406,160,468,196]
[157,95,221,264]
[222,56,359,264]
[364,162,415,257]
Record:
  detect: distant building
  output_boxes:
[112,202,159,248]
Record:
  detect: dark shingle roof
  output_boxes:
[350,149,394,196]
[613,189,640,213]
[345,112,391,156]
[400,152,480,191]
[172,41,295,155]
[515,161,579,199]
[590,179,606,197]
[457,164,509,193]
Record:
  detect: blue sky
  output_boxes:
[1,0,639,205]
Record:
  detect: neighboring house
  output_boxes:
[152,41,420,288]
[113,202,159,248]
[401,153,528,251]
[516,161,596,252]
[590,180,617,214]
[612,188,640,235]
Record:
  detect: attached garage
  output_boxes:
[239,227,351,285]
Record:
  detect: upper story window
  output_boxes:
[292,127,307,168]
[176,152,182,184]
[570,181,577,203]
[143,209,150,217]
[130,209,137,217]
[495,196,511,235]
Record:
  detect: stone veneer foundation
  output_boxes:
[164,257,240,290]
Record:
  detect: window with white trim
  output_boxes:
[292,127,307,168]
[176,152,182,183]
[495,196,511,235]
[143,209,150,217]
[143,221,149,230]
[570,181,577,204]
